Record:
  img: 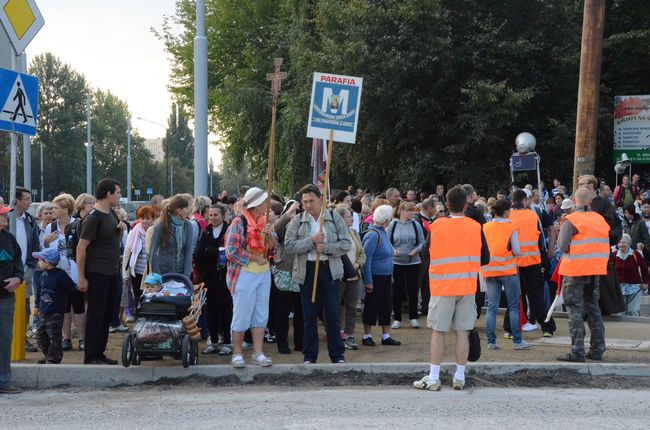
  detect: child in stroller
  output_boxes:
[122,273,200,368]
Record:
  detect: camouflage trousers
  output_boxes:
[36,312,64,364]
[562,276,606,358]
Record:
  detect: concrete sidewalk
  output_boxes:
[11,362,650,389]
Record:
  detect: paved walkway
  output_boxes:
[20,313,650,366]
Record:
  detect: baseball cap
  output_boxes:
[144,273,163,285]
[522,188,532,199]
[243,187,268,209]
[0,204,13,215]
[32,248,60,265]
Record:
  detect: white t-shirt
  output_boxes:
[44,219,78,284]
[15,213,28,264]
[307,213,328,261]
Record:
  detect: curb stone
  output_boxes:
[10,362,650,389]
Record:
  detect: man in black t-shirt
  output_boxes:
[76,178,125,365]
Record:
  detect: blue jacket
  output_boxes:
[362,226,393,284]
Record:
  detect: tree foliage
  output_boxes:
[161,0,650,194]
[12,53,166,200]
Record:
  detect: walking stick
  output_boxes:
[312,129,334,303]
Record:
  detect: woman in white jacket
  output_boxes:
[122,206,156,305]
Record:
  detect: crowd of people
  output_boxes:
[0,171,647,394]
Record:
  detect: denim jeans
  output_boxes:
[486,275,522,344]
[0,296,15,388]
[300,261,345,363]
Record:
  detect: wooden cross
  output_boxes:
[266,58,288,108]
[263,58,287,252]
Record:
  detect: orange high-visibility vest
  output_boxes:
[429,217,482,296]
[508,209,541,267]
[480,221,518,277]
[558,211,610,276]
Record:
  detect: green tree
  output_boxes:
[28,53,89,197]
[161,0,650,195]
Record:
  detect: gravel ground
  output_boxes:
[2,385,649,429]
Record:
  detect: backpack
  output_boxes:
[360,225,382,247]
[388,219,421,247]
[64,219,81,262]
[64,209,119,262]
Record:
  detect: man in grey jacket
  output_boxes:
[285,184,351,364]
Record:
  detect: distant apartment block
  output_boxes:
[144,138,165,162]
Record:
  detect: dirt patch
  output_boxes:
[126,369,650,390]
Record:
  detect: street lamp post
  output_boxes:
[86,95,92,194]
[127,118,132,201]
[194,0,208,196]
[39,141,43,202]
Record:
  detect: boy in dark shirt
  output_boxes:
[33,248,76,364]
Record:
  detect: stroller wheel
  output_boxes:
[181,335,191,368]
[122,334,133,368]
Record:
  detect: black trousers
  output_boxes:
[205,270,232,344]
[274,287,303,350]
[84,271,119,363]
[392,264,420,321]
[363,275,392,326]
[504,265,556,334]
[131,274,144,304]
[418,261,430,316]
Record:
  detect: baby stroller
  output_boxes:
[122,273,206,368]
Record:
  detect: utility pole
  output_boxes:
[86,95,92,194]
[572,0,606,190]
[127,118,132,201]
[19,53,30,192]
[39,141,43,202]
[194,0,208,196]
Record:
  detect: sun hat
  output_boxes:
[243,187,268,209]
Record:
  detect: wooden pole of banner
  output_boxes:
[264,58,287,253]
[312,129,334,303]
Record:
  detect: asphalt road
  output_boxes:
[2,385,648,429]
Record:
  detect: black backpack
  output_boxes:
[64,219,82,262]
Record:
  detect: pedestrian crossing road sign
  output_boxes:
[0,66,38,136]
[307,72,363,144]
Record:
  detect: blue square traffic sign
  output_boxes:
[0,67,39,136]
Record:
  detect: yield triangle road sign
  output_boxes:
[0,66,38,136]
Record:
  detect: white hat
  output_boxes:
[560,198,574,210]
[522,188,532,199]
[243,187,268,209]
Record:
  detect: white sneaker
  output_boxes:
[487,343,501,350]
[410,319,420,329]
[391,320,401,329]
[252,353,272,367]
[514,340,533,350]
[522,323,538,332]
[413,375,441,391]
[231,355,245,368]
